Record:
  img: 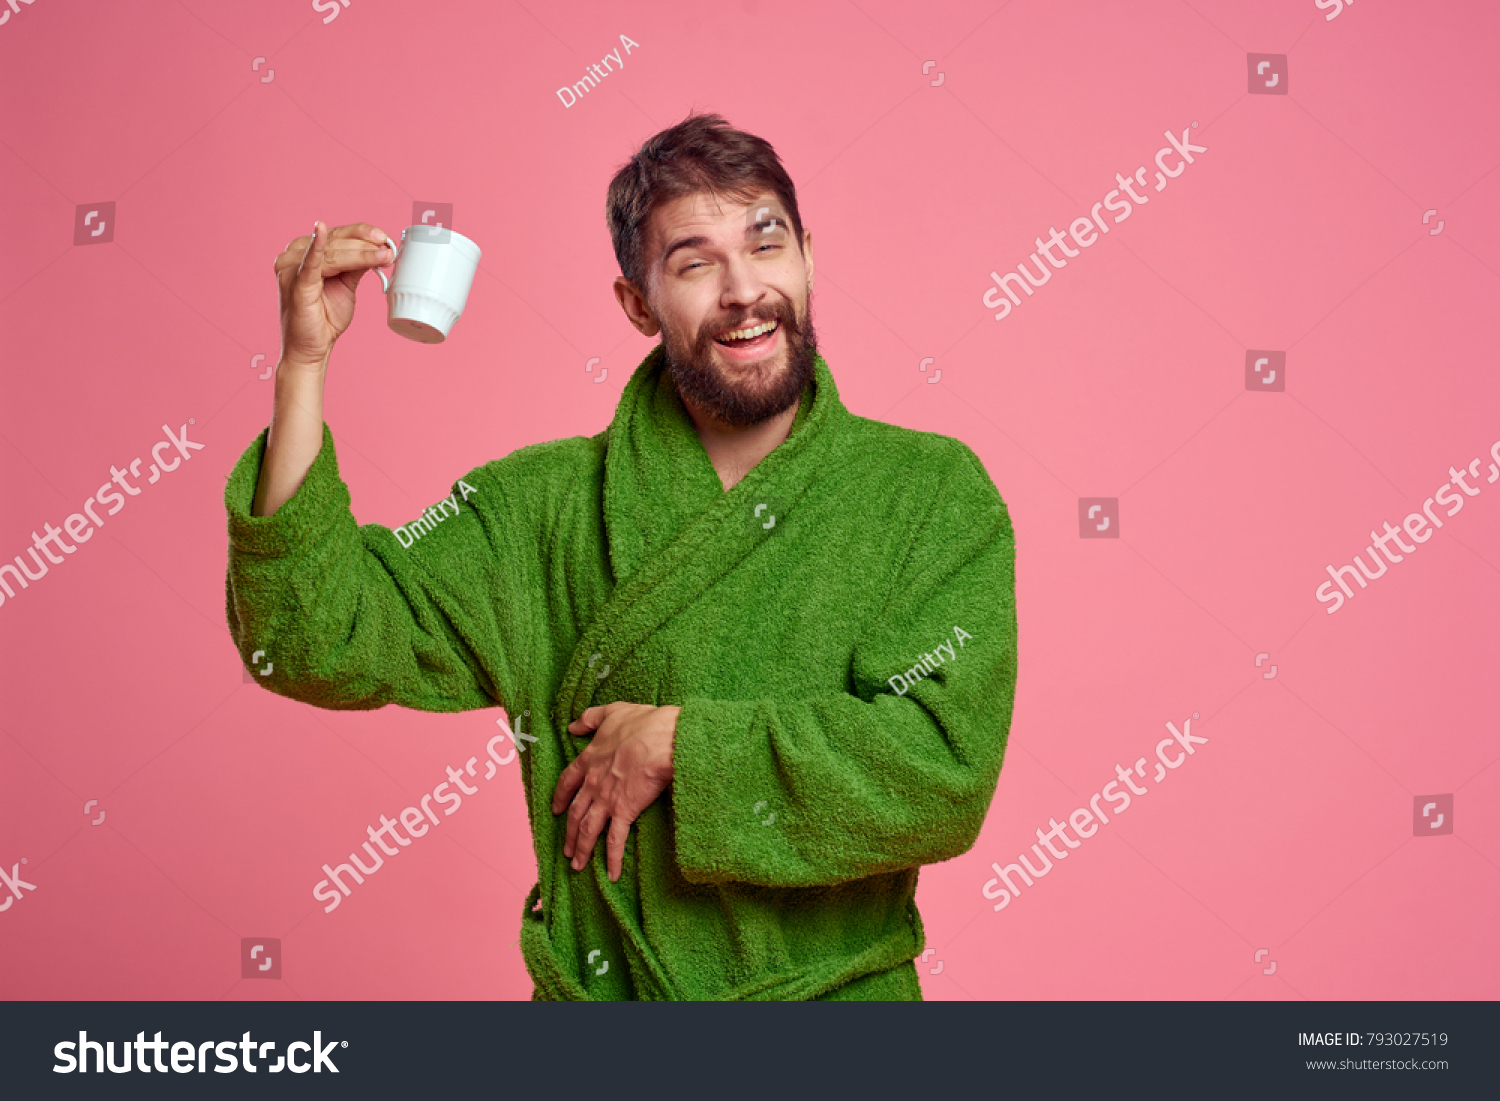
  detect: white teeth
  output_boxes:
[719,319,777,342]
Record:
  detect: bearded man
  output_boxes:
[226,112,1018,1000]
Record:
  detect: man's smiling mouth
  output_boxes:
[714,319,779,347]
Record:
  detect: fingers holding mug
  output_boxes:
[273,223,393,284]
[371,233,402,293]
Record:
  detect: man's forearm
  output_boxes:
[252,358,328,517]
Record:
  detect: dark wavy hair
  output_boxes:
[605,112,806,296]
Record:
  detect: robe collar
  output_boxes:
[600,342,838,588]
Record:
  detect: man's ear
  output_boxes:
[614,276,661,337]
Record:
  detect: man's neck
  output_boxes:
[680,392,803,492]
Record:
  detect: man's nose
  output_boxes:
[718,252,770,306]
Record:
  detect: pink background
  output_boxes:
[2,0,1497,1001]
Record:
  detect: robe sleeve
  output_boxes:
[670,442,1018,888]
[224,422,528,714]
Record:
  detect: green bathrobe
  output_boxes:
[224,345,1018,1000]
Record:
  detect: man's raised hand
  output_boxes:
[273,220,393,371]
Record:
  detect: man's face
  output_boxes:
[624,191,817,428]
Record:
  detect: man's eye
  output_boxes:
[756,244,782,254]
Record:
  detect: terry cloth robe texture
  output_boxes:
[224,344,1018,1000]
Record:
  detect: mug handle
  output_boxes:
[373,233,403,293]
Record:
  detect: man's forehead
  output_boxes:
[650,192,789,245]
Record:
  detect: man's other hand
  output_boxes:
[552,702,681,882]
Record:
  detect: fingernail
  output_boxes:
[372,228,386,243]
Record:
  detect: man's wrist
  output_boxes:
[278,353,329,376]
[660,704,683,779]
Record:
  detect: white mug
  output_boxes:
[373,224,482,343]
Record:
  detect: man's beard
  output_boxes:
[660,295,818,428]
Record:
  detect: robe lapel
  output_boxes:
[549,344,844,736]
[538,344,844,999]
